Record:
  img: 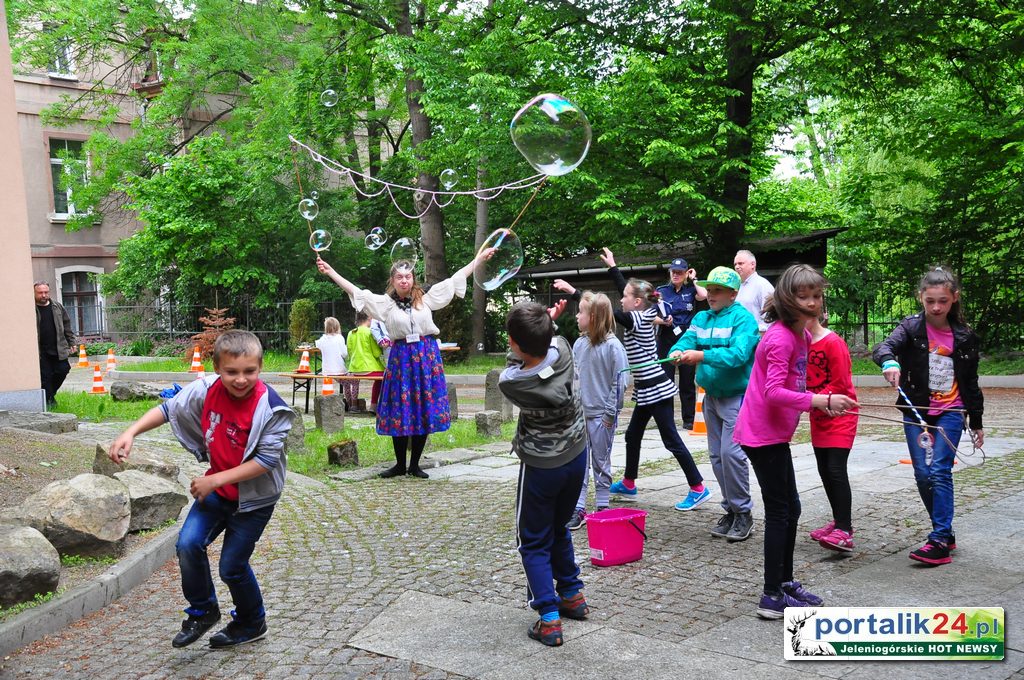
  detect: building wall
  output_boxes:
[0,0,46,409]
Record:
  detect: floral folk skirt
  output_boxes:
[376,336,451,437]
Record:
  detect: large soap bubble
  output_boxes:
[299,198,319,220]
[440,169,458,191]
[320,89,339,107]
[474,229,524,291]
[390,237,419,265]
[309,229,332,252]
[510,94,591,176]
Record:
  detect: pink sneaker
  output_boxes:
[819,528,854,552]
[809,521,835,542]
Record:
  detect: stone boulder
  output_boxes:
[109,381,165,402]
[447,384,459,420]
[475,410,503,437]
[327,439,359,466]
[314,394,346,435]
[284,408,306,453]
[93,443,180,482]
[17,473,131,557]
[113,470,188,532]
[484,369,514,422]
[0,526,61,607]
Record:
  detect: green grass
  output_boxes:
[441,355,506,374]
[288,418,516,479]
[60,554,116,567]
[118,350,299,373]
[0,588,65,621]
[51,392,162,422]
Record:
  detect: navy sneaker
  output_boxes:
[756,591,807,620]
[781,580,824,606]
[208,612,268,649]
[171,606,221,648]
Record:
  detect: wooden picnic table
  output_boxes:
[278,372,384,414]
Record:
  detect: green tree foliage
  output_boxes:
[288,298,317,347]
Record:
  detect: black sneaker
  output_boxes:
[566,508,587,531]
[406,467,429,479]
[726,512,754,542]
[171,606,221,648]
[208,618,268,649]
[909,539,951,566]
[710,512,735,538]
[379,465,406,478]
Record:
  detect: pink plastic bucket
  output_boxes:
[584,508,648,567]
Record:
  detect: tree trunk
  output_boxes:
[799,94,828,188]
[396,0,446,283]
[472,158,489,354]
[718,0,755,265]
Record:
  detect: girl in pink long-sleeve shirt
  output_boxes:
[733,264,857,620]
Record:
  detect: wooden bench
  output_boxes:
[278,372,384,414]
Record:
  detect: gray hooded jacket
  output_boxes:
[161,375,294,512]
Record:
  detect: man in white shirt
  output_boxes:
[733,250,774,332]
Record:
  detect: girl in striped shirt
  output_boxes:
[597,248,709,509]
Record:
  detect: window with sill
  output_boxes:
[50,138,86,217]
[61,271,102,336]
[45,25,76,79]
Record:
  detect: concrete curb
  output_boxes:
[852,374,1022,388]
[107,371,488,387]
[0,503,186,657]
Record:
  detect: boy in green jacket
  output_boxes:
[669,266,760,542]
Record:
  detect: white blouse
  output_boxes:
[349,273,467,340]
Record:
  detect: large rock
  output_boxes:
[0,411,77,434]
[113,470,188,532]
[327,439,358,466]
[0,526,60,607]
[475,410,503,437]
[447,384,459,420]
[109,381,165,402]
[484,369,513,422]
[314,394,346,434]
[284,407,305,453]
[93,443,180,482]
[17,473,130,557]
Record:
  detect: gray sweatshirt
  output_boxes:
[499,336,586,469]
[573,334,628,422]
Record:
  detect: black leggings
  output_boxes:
[813,446,852,533]
[392,435,428,469]
[624,397,702,486]
[744,443,800,595]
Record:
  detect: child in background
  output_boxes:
[370,318,392,365]
[806,307,859,553]
[733,265,857,619]
[549,286,628,531]
[108,331,293,648]
[555,248,708,510]
[346,310,386,412]
[873,267,983,566]
[315,316,349,377]
[500,300,590,647]
[669,266,759,542]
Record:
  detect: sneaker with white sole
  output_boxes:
[674,486,711,511]
[566,508,586,531]
[710,512,735,538]
[808,521,835,542]
[609,480,638,502]
[756,591,807,619]
[818,528,854,553]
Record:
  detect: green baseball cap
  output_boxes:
[698,266,741,291]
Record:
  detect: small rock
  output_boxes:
[93,443,180,481]
[475,410,502,437]
[447,384,459,420]
[113,470,188,532]
[314,394,346,435]
[327,439,359,466]
[109,382,165,401]
[0,526,60,607]
[284,407,306,453]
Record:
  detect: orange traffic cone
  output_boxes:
[189,346,203,372]
[106,348,117,372]
[322,377,335,396]
[194,368,206,380]
[296,350,311,374]
[90,363,107,394]
[689,386,707,435]
[77,344,89,368]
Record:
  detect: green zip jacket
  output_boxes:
[669,302,759,398]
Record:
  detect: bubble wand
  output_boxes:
[895,384,935,465]
[619,357,676,373]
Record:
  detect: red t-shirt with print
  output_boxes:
[806,331,858,449]
[201,378,267,501]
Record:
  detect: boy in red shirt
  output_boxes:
[109,331,294,649]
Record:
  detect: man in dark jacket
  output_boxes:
[34,281,76,406]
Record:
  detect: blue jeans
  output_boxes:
[176,491,275,625]
[903,410,963,543]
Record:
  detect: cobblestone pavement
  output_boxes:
[3,389,1022,678]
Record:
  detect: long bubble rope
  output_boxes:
[895,385,936,465]
[290,136,548,221]
[619,356,675,373]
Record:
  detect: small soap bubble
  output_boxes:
[390,237,419,265]
[369,226,388,243]
[309,229,332,252]
[477,343,484,352]
[320,89,339,107]
[510,93,591,176]
[474,228,524,291]
[298,198,319,220]
[310,191,319,200]
[364,233,383,251]
[440,169,458,191]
